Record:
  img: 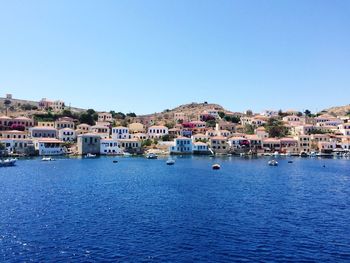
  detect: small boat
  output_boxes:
[0,158,17,167]
[146,153,158,159]
[212,164,221,170]
[42,157,54,161]
[268,160,278,166]
[113,160,118,163]
[85,153,97,158]
[273,151,280,157]
[288,160,293,163]
[300,151,308,157]
[166,158,175,165]
[123,152,132,157]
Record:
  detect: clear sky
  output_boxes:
[0,0,349,115]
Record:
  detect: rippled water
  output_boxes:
[1,156,350,262]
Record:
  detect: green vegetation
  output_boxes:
[141,139,152,147]
[161,134,171,141]
[206,120,216,128]
[224,115,240,123]
[278,110,288,118]
[244,124,255,135]
[20,103,38,111]
[218,111,226,119]
[304,109,311,116]
[165,121,175,129]
[126,112,137,117]
[308,129,327,135]
[264,118,288,138]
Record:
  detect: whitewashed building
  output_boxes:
[58,128,76,142]
[112,126,131,140]
[34,138,64,155]
[100,138,122,155]
[169,137,193,154]
[148,125,169,139]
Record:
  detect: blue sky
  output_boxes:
[0,0,349,114]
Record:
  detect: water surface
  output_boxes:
[1,156,350,262]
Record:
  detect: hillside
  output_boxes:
[323,104,350,116]
[139,102,235,120]
[0,96,86,116]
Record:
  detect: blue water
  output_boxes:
[1,156,350,262]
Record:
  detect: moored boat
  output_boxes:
[268,160,278,166]
[42,157,55,161]
[166,158,175,165]
[85,153,97,158]
[212,163,221,170]
[0,158,17,167]
[146,153,158,159]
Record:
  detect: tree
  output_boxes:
[21,103,34,111]
[141,139,152,147]
[264,118,288,138]
[218,111,226,119]
[126,112,137,118]
[115,112,126,120]
[206,120,216,128]
[62,109,73,118]
[297,112,303,117]
[278,110,288,118]
[347,110,350,116]
[244,124,255,135]
[161,134,171,141]
[4,99,11,115]
[79,111,95,125]
[304,109,312,117]
[224,115,240,123]
[246,110,253,116]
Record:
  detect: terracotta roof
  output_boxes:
[211,136,227,140]
[194,142,207,145]
[148,125,168,129]
[30,126,57,131]
[176,136,191,140]
[14,116,32,120]
[78,133,101,137]
[35,138,63,143]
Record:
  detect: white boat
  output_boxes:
[273,151,280,157]
[146,153,158,159]
[85,153,97,158]
[123,152,132,157]
[310,152,317,157]
[212,163,221,170]
[166,158,175,165]
[0,158,17,167]
[42,157,54,161]
[268,160,278,166]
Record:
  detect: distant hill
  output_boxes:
[0,96,86,116]
[139,102,238,120]
[323,104,350,116]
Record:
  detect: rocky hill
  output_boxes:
[139,102,236,120]
[0,96,86,117]
[323,104,350,116]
